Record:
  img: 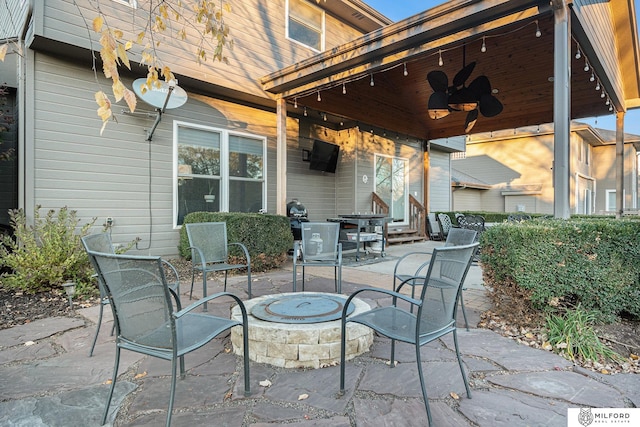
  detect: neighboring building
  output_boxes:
[449,123,640,215]
[0,0,452,255]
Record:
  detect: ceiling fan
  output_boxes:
[427,57,503,133]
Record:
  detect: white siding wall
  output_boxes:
[429,150,451,212]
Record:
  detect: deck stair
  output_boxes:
[372,192,426,245]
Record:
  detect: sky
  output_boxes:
[364,0,640,137]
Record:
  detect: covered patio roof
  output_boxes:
[262,0,640,141]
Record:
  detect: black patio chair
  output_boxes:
[185,222,252,301]
[86,250,250,427]
[81,233,180,357]
[392,227,477,329]
[293,222,342,293]
[340,242,478,426]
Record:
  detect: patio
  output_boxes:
[0,240,638,426]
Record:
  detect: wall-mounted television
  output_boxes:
[309,140,340,173]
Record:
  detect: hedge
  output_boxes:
[179,212,293,272]
[480,218,640,325]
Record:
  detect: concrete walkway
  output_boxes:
[0,240,638,426]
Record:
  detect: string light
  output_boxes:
[535,20,541,38]
[403,63,408,76]
[601,89,606,98]
[317,91,321,101]
[342,83,346,94]
[294,98,298,108]
[370,74,375,86]
[595,81,600,91]
[584,59,590,72]
[606,98,610,106]
[575,46,581,59]
[590,72,595,82]
[438,50,443,66]
[303,106,307,116]
[481,36,486,53]
[323,112,327,121]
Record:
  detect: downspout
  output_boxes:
[276,97,287,215]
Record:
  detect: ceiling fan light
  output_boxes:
[428,92,450,120]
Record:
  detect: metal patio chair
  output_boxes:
[392,227,477,329]
[185,222,252,301]
[427,213,443,241]
[437,213,454,238]
[293,222,342,293]
[87,250,250,427]
[340,242,478,426]
[81,233,180,357]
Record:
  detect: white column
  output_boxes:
[615,111,625,218]
[553,1,571,219]
[276,97,287,215]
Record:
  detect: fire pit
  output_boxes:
[230,292,373,369]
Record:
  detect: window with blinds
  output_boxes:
[175,122,266,225]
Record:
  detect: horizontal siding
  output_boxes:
[428,150,450,212]
[452,189,482,212]
[0,0,30,39]
[39,0,368,101]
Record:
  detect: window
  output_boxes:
[374,154,408,223]
[606,190,615,211]
[287,0,324,51]
[174,122,266,226]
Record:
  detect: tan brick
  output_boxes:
[248,339,268,357]
[286,329,319,344]
[318,327,341,343]
[267,342,299,360]
[284,358,319,369]
[299,343,331,361]
[256,354,285,368]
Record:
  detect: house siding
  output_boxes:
[429,150,451,212]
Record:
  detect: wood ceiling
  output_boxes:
[274,13,616,141]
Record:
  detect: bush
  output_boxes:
[179,212,293,272]
[0,206,97,295]
[480,218,640,326]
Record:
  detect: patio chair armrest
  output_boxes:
[395,275,425,293]
[229,242,251,264]
[168,286,182,312]
[393,251,433,276]
[174,291,247,320]
[187,245,207,269]
[343,287,422,317]
[161,259,180,289]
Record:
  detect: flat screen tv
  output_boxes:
[309,140,340,173]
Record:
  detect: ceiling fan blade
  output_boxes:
[448,87,478,111]
[465,109,478,133]
[428,91,450,119]
[452,61,476,88]
[427,70,449,92]
[479,94,503,117]
[468,75,491,98]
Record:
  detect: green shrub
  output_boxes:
[179,212,293,272]
[545,306,622,363]
[480,218,640,326]
[0,206,97,295]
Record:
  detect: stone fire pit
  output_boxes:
[230,292,373,369]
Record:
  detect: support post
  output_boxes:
[276,97,287,215]
[615,111,625,218]
[553,1,571,219]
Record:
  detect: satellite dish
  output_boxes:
[132,78,188,110]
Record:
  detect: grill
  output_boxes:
[286,199,309,241]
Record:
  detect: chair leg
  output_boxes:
[292,264,297,292]
[242,322,251,396]
[390,338,396,366]
[223,271,228,292]
[301,266,306,292]
[189,270,196,300]
[166,357,178,427]
[453,329,472,398]
[459,292,470,331]
[337,266,341,294]
[179,355,186,379]
[89,302,105,357]
[339,318,347,393]
[415,344,433,426]
[247,265,252,299]
[202,271,208,312]
[101,346,121,425]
